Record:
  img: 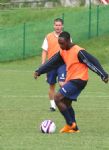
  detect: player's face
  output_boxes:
[54,21,63,34]
[58,37,70,50]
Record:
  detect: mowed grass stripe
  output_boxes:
[0,58,109,149]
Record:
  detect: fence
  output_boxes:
[0,5,109,62]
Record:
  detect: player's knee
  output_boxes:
[54,93,63,105]
[59,81,65,87]
[54,94,59,101]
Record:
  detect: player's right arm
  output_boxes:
[42,50,47,64]
[41,37,48,64]
[34,52,64,79]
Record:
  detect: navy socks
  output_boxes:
[68,106,76,123]
[61,109,74,125]
[61,106,79,130]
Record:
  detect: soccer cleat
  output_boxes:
[50,107,56,112]
[65,129,80,133]
[60,122,79,133]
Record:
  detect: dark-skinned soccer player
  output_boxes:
[34,31,109,133]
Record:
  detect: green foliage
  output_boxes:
[0,6,109,62]
[48,0,60,3]
[0,0,10,2]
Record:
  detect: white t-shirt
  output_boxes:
[41,32,72,51]
[41,38,48,51]
[41,32,58,51]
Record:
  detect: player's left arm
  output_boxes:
[34,51,64,79]
[78,50,109,83]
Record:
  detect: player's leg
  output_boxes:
[54,93,79,133]
[49,84,56,111]
[47,69,57,111]
[54,81,84,133]
[62,99,79,131]
[57,64,66,87]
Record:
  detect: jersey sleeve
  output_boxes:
[35,52,64,75]
[41,37,48,51]
[78,50,108,81]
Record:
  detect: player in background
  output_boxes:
[41,18,66,111]
[34,31,109,133]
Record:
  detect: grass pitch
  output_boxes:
[0,57,109,150]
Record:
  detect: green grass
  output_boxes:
[0,6,109,149]
[0,56,109,150]
[79,34,109,64]
[0,7,87,26]
[0,6,109,61]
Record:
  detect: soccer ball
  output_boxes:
[40,120,56,133]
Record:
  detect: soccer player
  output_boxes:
[41,18,66,111]
[34,31,109,133]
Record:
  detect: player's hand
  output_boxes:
[34,71,39,79]
[102,74,109,83]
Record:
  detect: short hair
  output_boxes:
[54,18,64,24]
[59,31,70,41]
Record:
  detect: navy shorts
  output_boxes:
[47,64,66,84]
[59,81,83,101]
